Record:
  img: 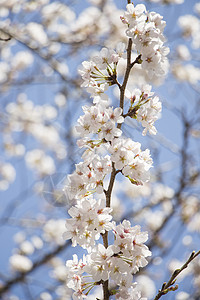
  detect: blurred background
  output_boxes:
[0,0,200,299]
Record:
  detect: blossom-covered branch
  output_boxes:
[62,2,170,299]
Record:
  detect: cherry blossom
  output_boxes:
[122,3,169,80]
[63,197,113,249]
[125,85,162,135]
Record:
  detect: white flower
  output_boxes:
[110,138,152,185]
[124,3,146,26]
[0,161,16,190]
[119,274,133,289]
[92,155,112,180]
[85,244,112,282]
[148,11,166,33]
[66,153,113,199]
[109,256,131,284]
[67,274,82,290]
[195,3,200,15]
[136,275,156,298]
[73,290,87,300]
[125,88,141,104]
[76,103,123,142]
[20,240,34,255]
[92,47,115,70]
[25,149,55,176]
[31,236,43,249]
[125,85,162,135]
[176,45,191,61]
[10,254,33,272]
[63,197,112,249]
[26,22,48,46]
[111,42,126,63]
[66,254,86,276]
[188,213,200,233]
[122,4,169,79]
[99,121,122,141]
[112,221,151,275]
[43,219,66,245]
[178,15,200,49]
[176,292,191,300]
[172,63,200,84]
[12,51,34,70]
[116,282,147,300]
[87,83,109,104]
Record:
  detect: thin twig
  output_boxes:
[119,38,133,112]
[153,250,200,300]
[105,163,117,207]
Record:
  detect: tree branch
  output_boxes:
[101,35,135,300]
[119,38,133,112]
[153,250,200,300]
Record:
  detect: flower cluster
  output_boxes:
[76,104,124,142]
[64,219,150,299]
[125,84,162,135]
[67,124,152,202]
[63,196,113,249]
[112,221,151,274]
[67,154,112,199]
[172,63,200,85]
[1,94,67,181]
[0,161,16,190]
[110,138,152,185]
[121,3,169,79]
[25,149,56,177]
[79,43,126,103]
[178,14,200,49]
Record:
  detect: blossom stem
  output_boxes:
[102,231,108,248]
[105,162,116,207]
[103,279,110,300]
[101,37,135,297]
[101,231,109,298]
[119,38,133,112]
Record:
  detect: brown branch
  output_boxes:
[119,38,133,112]
[102,162,117,299]
[101,35,136,300]
[101,231,108,248]
[153,250,200,300]
[103,280,110,300]
[105,163,118,208]
[117,42,141,129]
[0,37,11,41]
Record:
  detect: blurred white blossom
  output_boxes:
[9,254,33,272]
